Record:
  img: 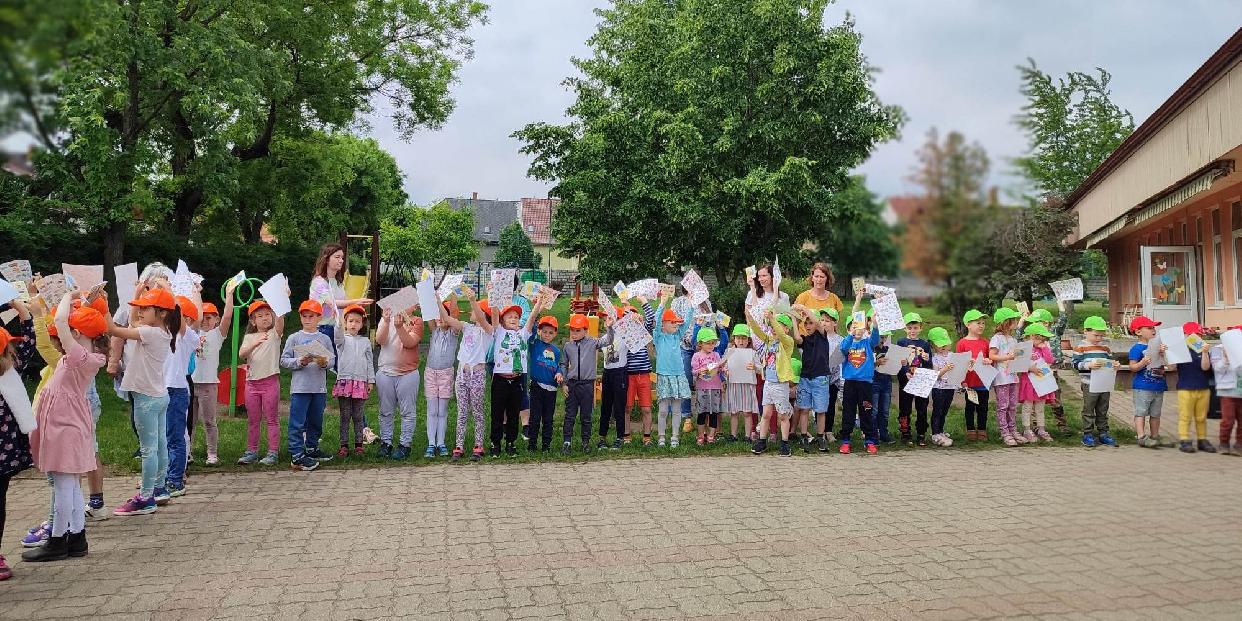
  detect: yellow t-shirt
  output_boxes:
[794,290,843,335]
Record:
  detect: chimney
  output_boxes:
[472,191,478,201]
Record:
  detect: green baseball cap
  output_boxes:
[776,314,793,329]
[731,324,751,338]
[696,327,719,343]
[962,309,986,324]
[1082,316,1108,331]
[903,312,923,324]
[1028,308,1053,323]
[790,357,802,380]
[819,308,839,320]
[1023,323,1053,338]
[993,307,1021,323]
[865,307,875,318]
[927,326,952,348]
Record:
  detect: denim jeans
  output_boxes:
[133,392,170,497]
[165,387,190,487]
[872,375,894,441]
[288,392,327,458]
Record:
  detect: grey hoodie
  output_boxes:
[561,335,601,381]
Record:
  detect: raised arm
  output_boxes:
[52,291,77,354]
[217,280,237,339]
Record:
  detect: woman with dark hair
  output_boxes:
[309,244,374,364]
[746,264,791,307]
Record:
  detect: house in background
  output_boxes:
[882,195,928,229]
[2,148,34,177]
[1066,28,1242,328]
[444,192,520,265]
[519,197,579,271]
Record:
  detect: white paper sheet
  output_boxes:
[772,258,782,294]
[628,278,660,300]
[0,260,32,284]
[1144,336,1164,368]
[940,352,973,387]
[0,309,16,325]
[597,290,616,321]
[1158,326,1192,365]
[257,273,292,316]
[681,269,709,306]
[875,344,909,376]
[870,292,905,333]
[1029,360,1059,397]
[1049,277,1084,301]
[62,264,104,291]
[851,277,865,296]
[902,368,937,398]
[376,286,420,314]
[436,274,464,301]
[171,260,199,298]
[519,280,542,300]
[488,269,516,308]
[416,277,442,322]
[863,283,895,296]
[1008,341,1033,374]
[615,312,653,354]
[613,281,630,301]
[744,265,757,281]
[228,270,247,287]
[1089,362,1117,393]
[36,274,71,308]
[971,356,999,388]
[115,263,139,306]
[1221,330,1242,368]
[714,311,731,328]
[0,279,20,306]
[657,283,676,299]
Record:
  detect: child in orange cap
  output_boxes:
[561,312,605,452]
[653,288,690,448]
[480,293,546,457]
[0,297,35,577]
[22,291,109,562]
[238,297,285,467]
[163,295,202,497]
[189,282,237,465]
[527,313,563,452]
[281,300,336,471]
[421,299,462,459]
[332,303,375,458]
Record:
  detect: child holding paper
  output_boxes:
[625,299,657,446]
[793,307,833,452]
[597,307,629,450]
[691,327,724,444]
[422,300,460,458]
[375,303,424,460]
[956,309,991,441]
[926,327,955,447]
[1174,321,1216,453]
[451,292,494,462]
[838,291,882,455]
[989,307,1024,446]
[280,301,336,471]
[1026,307,1069,434]
[484,295,544,457]
[896,312,932,446]
[653,292,690,448]
[163,297,201,498]
[333,304,375,459]
[0,302,36,577]
[237,299,284,467]
[528,314,563,453]
[1016,323,1056,443]
[1126,316,1166,449]
[190,281,236,466]
[747,309,797,456]
[722,324,759,442]
[1209,335,1241,455]
[1072,316,1117,448]
[870,313,895,443]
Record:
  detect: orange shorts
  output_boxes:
[626,372,653,409]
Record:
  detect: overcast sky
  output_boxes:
[376,0,1242,206]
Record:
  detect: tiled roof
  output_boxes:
[445,197,520,243]
[520,197,559,245]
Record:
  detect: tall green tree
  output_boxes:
[381,200,479,280]
[514,0,903,284]
[806,175,898,284]
[495,222,541,268]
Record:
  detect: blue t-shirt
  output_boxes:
[528,336,561,388]
[840,330,882,382]
[1176,351,1211,390]
[1128,343,1167,392]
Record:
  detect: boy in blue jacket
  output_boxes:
[528,315,564,452]
[838,291,882,455]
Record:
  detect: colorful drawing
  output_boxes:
[1152,253,1186,305]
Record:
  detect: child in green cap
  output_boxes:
[691,327,724,444]
[990,307,1025,446]
[897,312,933,446]
[926,327,956,446]
[721,324,759,442]
[1072,316,1117,447]
[1024,306,1070,433]
[746,308,797,456]
[1017,323,1056,442]
[956,309,992,441]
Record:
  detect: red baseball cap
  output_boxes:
[0,326,25,352]
[1128,316,1160,332]
[342,304,367,318]
[537,315,558,330]
[68,307,108,339]
[1183,321,1205,336]
[500,304,522,320]
[298,300,323,315]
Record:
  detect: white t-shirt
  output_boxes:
[165,328,200,389]
[192,328,225,384]
[491,326,531,375]
[120,326,172,398]
[457,323,493,368]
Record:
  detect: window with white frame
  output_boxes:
[1213,209,1224,304]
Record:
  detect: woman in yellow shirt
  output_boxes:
[793,263,843,331]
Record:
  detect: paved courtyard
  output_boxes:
[2,448,1241,620]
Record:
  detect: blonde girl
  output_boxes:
[237,299,286,466]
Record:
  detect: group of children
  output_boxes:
[5,256,1242,580]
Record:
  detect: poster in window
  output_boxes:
[1151,252,1187,306]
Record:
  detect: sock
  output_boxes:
[89,493,104,508]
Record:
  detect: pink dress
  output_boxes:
[31,343,105,474]
[1017,343,1055,403]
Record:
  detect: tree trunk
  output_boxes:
[168,98,201,237]
[102,220,126,280]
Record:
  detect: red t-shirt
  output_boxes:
[956,337,991,389]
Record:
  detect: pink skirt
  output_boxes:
[332,379,372,400]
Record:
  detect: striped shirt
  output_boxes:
[1071,340,1111,387]
[625,302,655,374]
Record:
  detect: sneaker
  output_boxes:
[259,452,278,466]
[696,434,706,446]
[187,454,195,466]
[86,503,109,522]
[353,447,365,456]
[1220,444,1235,456]
[471,447,484,461]
[391,445,410,460]
[726,434,738,443]
[438,445,448,456]
[167,483,186,498]
[113,494,157,516]
[839,442,851,455]
[1098,434,1118,447]
[596,440,609,451]
[1002,435,1018,447]
[291,455,320,471]
[583,441,594,454]
[451,448,464,462]
[521,426,531,442]
[1023,430,1037,443]
[669,438,679,449]
[1224,445,1241,457]
[237,450,259,465]
[1179,440,1195,453]
[866,442,878,455]
[778,441,791,456]
[1081,433,1097,448]
[378,443,393,458]
[917,435,928,447]
[153,488,171,505]
[1037,428,1054,442]
[0,555,10,581]
[940,434,954,447]
[611,438,623,450]
[1140,436,1160,448]
[751,438,768,454]
[641,436,652,447]
[657,438,667,448]
[505,443,517,457]
[337,446,349,459]
[561,442,572,455]
[424,446,436,458]
[21,523,50,547]
[305,447,334,462]
[1013,433,1028,445]
[1197,439,1217,453]
[205,454,219,466]
[817,436,828,452]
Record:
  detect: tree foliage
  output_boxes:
[513,0,903,284]
[806,175,898,284]
[381,201,479,277]
[495,222,541,268]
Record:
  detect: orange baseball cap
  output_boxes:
[568,314,589,330]
[68,307,108,339]
[662,308,683,323]
[478,299,492,315]
[298,300,323,315]
[201,303,219,316]
[342,304,367,318]
[617,305,636,319]
[538,315,559,330]
[84,296,109,316]
[247,300,271,316]
[176,296,199,321]
[500,304,522,320]
[129,288,176,310]
[0,326,25,352]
